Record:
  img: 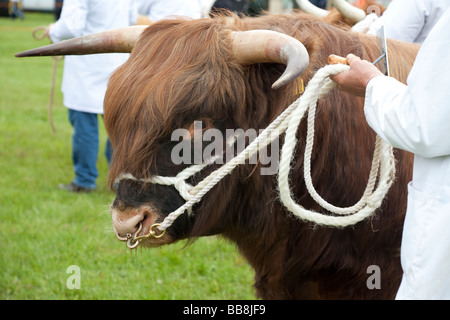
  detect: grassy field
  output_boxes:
[0,12,255,300]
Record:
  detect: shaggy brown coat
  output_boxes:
[105,12,419,299]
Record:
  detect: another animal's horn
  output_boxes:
[296,0,329,18]
[332,0,366,23]
[15,25,147,57]
[231,30,310,90]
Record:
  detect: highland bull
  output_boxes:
[17,12,420,299]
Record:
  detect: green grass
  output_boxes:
[0,13,255,300]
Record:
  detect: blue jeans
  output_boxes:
[10,2,25,20]
[310,0,327,9]
[68,109,112,189]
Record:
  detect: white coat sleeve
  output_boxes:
[370,0,425,43]
[145,0,202,20]
[129,0,139,25]
[364,9,450,158]
[49,0,88,43]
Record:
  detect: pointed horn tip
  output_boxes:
[15,48,55,57]
[272,44,310,90]
[15,52,36,58]
[271,80,286,90]
[14,26,148,58]
[271,60,309,90]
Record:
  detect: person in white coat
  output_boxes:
[368,0,450,44]
[138,0,202,21]
[331,8,450,299]
[46,0,138,192]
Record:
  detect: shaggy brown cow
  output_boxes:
[17,12,419,299]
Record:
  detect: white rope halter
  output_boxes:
[115,64,396,239]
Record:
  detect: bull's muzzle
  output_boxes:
[111,205,168,249]
[111,208,145,241]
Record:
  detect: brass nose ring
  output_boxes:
[125,222,143,249]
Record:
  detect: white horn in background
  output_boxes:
[332,0,366,23]
[296,0,329,18]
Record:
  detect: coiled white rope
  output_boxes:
[278,64,396,226]
[115,64,396,232]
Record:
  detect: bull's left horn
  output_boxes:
[230,30,309,90]
[332,0,366,23]
[15,25,147,57]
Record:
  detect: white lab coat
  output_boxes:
[49,0,138,114]
[368,0,450,44]
[137,0,202,21]
[364,8,450,299]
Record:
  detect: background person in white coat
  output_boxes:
[46,0,138,193]
[332,8,450,299]
[137,0,203,21]
[368,0,450,44]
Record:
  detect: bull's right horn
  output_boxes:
[332,0,366,23]
[15,25,147,57]
[296,0,330,18]
[230,30,310,90]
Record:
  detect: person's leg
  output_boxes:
[11,2,24,20]
[105,138,112,165]
[68,109,99,190]
[102,115,113,165]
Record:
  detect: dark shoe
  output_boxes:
[58,182,95,193]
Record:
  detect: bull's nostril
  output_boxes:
[114,222,142,242]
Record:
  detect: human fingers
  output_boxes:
[346,53,362,64]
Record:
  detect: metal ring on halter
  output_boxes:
[126,223,166,249]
